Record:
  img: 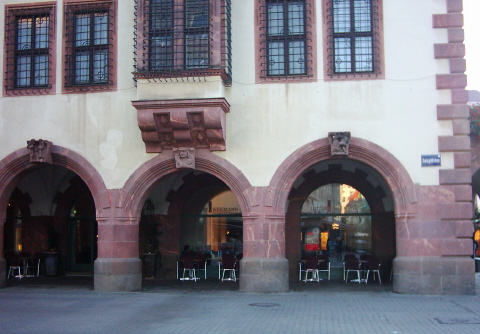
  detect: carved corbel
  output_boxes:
[328,132,351,156]
[26,139,53,164]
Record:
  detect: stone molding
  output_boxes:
[119,149,252,219]
[266,137,417,216]
[133,98,230,153]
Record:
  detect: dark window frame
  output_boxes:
[63,0,117,92]
[135,0,232,85]
[4,3,56,96]
[265,0,307,77]
[323,0,384,80]
[257,0,316,82]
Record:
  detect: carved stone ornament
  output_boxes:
[328,132,351,156]
[133,98,230,153]
[174,147,195,169]
[26,139,53,164]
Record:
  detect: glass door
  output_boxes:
[68,218,97,272]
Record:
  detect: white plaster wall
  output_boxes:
[0,0,457,190]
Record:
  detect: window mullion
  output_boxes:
[89,13,95,84]
[349,1,356,73]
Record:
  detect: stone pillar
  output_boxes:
[240,193,289,293]
[94,190,142,292]
[393,186,475,295]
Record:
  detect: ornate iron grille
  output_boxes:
[326,0,381,77]
[134,0,232,85]
[4,5,55,94]
[259,0,313,79]
[64,1,115,90]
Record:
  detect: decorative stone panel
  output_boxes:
[133,98,230,153]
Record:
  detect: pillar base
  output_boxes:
[94,258,142,292]
[393,256,475,295]
[239,257,289,293]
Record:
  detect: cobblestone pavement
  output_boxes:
[0,275,480,334]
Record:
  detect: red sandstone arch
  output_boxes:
[120,150,252,220]
[0,145,110,219]
[267,137,417,219]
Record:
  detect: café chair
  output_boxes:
[365,257,382,284]
[221,254,237,282]
[7,253,23,279]
[344,258,362,283]
[298,261,306,281]
[343,254,357,280]
[28,252,43,277]
[303,256,320,282]
[194,253,207,279]
[180,255,199,281]
[317,255,330,280]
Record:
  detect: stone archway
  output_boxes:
[92,149,253,291]
[266,137,420,293]
[0,144,109,288]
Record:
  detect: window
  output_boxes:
[135,0,232,84]
[4,3,56,95]
[323,0,383,79]
[257,0,315,81]
[64,0,117,92]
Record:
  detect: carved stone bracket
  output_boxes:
[133,98,230,153]
[328,132,351,156]
[174,147,195,169]
[26,139,53,164]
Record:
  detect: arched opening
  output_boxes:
[300,184,372,259]
[4,165,97,277]
[286,159,396,282]
[138,170,243,280]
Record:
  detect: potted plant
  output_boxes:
[140,199,162,279]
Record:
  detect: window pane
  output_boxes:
[150,35,173,70]
[334,37,351,73]
[353,0,371,33]
[93,12,108,45]
[185,0,209,28]
[151,0,173,30]
[75,14,91,47]
[268,3,284,36]
[35,16,49,49]
[93,51,108,82]
[288,2,304,35]
[75,52,90,83]
[17,18,32,50]
[333,0,350,34]
[16,56,31,86]
[185,33,209,68]
[268,41,285,75]
[34,55,48,86]
[289,40,305,74]
[355,36,373,72]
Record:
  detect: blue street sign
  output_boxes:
[421,154,441,167]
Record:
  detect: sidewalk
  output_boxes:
[0,275,479,334]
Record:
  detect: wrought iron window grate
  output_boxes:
[259,0,313,79]
[326,0,381,77]
[4,5,55,94]
[134,0,232,85]
[64,1,115,90]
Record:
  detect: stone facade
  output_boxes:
[0,0,475,294]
